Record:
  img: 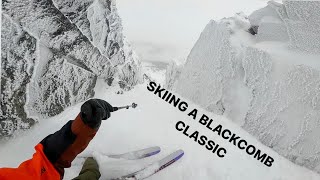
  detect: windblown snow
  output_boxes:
[0,78,319,180]
[167,0,320,173]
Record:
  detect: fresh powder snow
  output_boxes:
[0,72,319,179]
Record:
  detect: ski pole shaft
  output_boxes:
[113,103,137,111]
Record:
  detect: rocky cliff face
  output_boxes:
[1,0,142,137]
[54,0,142,88]
[167,1,320,173]
[1,15,37,136]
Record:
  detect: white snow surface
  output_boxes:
[0,80,320,180]
[169,0,320,173]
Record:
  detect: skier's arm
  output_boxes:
[40,99,114,176]
[0,99,113,180]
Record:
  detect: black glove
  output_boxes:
[80,99,113,129]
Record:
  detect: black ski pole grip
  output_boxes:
[113,107,119,111]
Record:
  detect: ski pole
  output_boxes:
[113,103,138,111]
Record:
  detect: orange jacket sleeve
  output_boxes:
[0,113,99,180]
[0,144,60,180]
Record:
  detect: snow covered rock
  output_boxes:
[1,0,142,136]
[282,1,320,53]
[54,0,142,87]
[173,13,251,124]
[250,1,320,53]
[249,1,289,42]
[0,15,36,136]
[168,1,320,173]
[242,46,320,172]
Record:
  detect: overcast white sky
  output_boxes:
[116,0,271,63]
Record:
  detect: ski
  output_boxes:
[113,149,184,180]
[79,146,161,160]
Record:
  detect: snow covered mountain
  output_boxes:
[167,0,320,173]
[1,0,142,137]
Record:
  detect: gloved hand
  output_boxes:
[80,99,114,129]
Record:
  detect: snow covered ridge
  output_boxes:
[0,0,142,137]
[167,0,320,174]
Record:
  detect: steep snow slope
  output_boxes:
[168,1,320,173]
[0,80,319,180]
[1,0,142,137]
